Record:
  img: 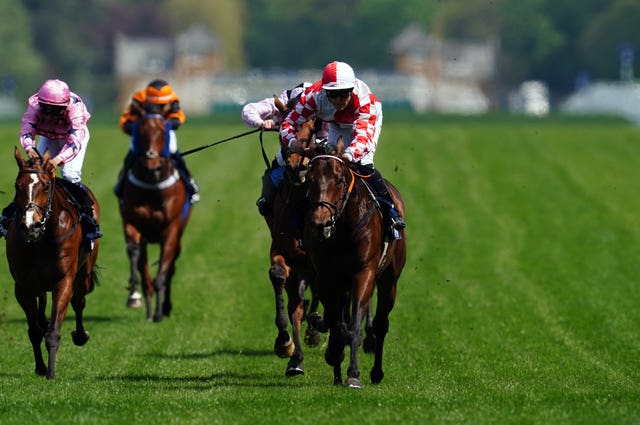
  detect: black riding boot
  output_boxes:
[0,202,16,238]
[256,162,282,217]
[114,150,135,198]
[172,152,200,204]
[72,183,103,244]
[362,167,406,240]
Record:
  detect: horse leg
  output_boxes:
[15,287,47,376]
[153,232,180,322]
[126,240,143,308]
[162,240,181,318]
[285,277,306,376]
[304,279,323,347]
[370,276,397,385]
[70,287,90,346]
[362,303,376,353]
[45,277,74,379]
[270,255,294,359]
[71,255,96,346]
[345,270,377,389]
[344,297,367,389]
[322,302,345,385]
[139,243,154,320]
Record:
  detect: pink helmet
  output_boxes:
[37,79,70,106]
[322,61,356,90]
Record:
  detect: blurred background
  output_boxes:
[0,0,639,122]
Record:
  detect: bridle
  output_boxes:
[308,154,356,235]
[129,114,179,189]
[17,167,55,239]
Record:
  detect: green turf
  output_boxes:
[0,113,638,424]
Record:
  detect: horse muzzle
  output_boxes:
[310,201,338,240]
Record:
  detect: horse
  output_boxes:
[300,138,407,388]
[5,147,100,379]
[261,97,321,376]
[118,113,192,322]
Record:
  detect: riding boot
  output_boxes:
[364,168,406,240]
[172,152,200,204]
[74,182,103,242]
[0,202,16,238]
[256,163,283,217]
[114,150,135,198]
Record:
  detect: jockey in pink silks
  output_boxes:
[280,61,405,240]
[0,79,102,242]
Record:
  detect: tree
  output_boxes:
[0,0,45,100]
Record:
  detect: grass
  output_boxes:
[0,113,638,424]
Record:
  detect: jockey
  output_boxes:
[280,61,406,240]
[242,82,327,216]
[0,79,102,243]
[115,79,200,204]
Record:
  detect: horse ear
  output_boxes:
[336,136,345,155]
[273,95,286,114]
[14,146,24,167]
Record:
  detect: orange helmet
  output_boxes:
[146,79,175,104]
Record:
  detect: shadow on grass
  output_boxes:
[93,371,308,389]
[148,348,272,359]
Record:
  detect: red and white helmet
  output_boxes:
[37,79,71,106]
[322,61,356,90]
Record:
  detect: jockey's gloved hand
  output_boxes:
[342,152,354,162]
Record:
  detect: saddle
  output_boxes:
[57,178,93,211]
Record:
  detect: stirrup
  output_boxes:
[256,196,270,217]
[190,193,201,204]
[391,216,406,229]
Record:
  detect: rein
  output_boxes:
[181,127,261,157]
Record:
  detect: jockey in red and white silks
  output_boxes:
[280,70,382,167]
[280,61,405,240]
[19,79,91,184]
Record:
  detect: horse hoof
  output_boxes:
[307,312,328,333]
[344,377,363,389]
[285,363,304,376]
[304,328,322,347]
[153,314,163,323]
[127,291,142,308]
[71,330,90,346]
[274,338,295,359]
[362,335,376,353]
[370,368,384,384]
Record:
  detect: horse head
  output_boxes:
[13,147,54,243]
[306,138,351,240]
[134,114,172,182]
[283,120,318,186]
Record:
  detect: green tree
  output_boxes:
[0,0,45,101]
[244,0,435,70]
[580,0,640,81]
[167,0,245,70]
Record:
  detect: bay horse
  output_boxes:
[262,97,320,376]
[118,114,192,322]
[6,147,100,379]
[301,138,406,388]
